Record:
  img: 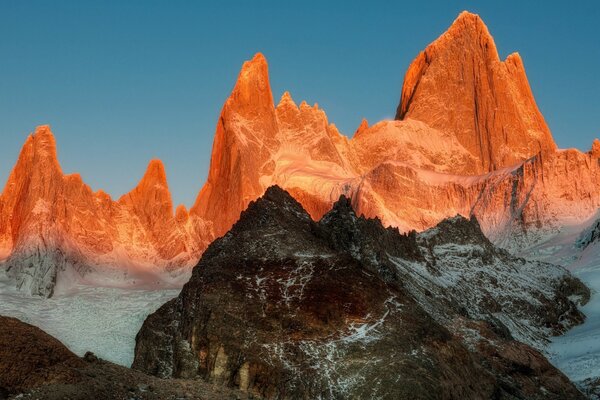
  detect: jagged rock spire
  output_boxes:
[396,11,557,172]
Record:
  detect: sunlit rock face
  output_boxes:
[189,53,355,235]
[192,11,600,254]
[0,126,213,297]
[395,11,557,173]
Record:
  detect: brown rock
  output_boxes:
[0,316,84,394]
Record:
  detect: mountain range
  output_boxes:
[1,11,599,297]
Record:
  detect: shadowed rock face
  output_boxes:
[133,186,587,399]
[0,316,84,395]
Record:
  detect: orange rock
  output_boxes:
[590,139,600,158]
[189,12,600,254]
[396,11,556,173]
[190,53,280,236]
[352,118,369,139]
[0,126,210,296]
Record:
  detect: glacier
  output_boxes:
[0,269,179,367]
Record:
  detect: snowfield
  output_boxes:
[549,265,600,384]
[521,215,600,395]
[0,270,179,367]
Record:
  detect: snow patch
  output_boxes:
[32,199,51,215]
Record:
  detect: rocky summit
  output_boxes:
[133,186,588,399]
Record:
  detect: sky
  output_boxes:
[1,1,599,207]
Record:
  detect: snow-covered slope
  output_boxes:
[513,214,600,397]
[0,269,179,366]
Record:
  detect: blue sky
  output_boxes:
[1,1,599,207]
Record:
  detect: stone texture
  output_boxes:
[0,126,213,297]
[0,316,249,400]
[395,11,557,173]
[2,11,600,297]
[134,186,587,399]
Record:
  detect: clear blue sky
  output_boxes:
[1,1,599,207]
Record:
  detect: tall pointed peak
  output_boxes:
[175,204,189,222]
[3,125,63,191]
[277,91,297,108]
[590,138,600,158]
[237,53,269,87]
[445,11,496,51]
[30,125,60,166]
[451,11,490,32]
[119,158,173,217]
[33,124,54,137]
[140,159,168,188]
[226,52,274,117]
[119,159,170,203]
[353,118,369,138]
[395,11,556,173]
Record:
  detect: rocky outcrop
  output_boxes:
[133,186,587,399]
[189,55,354,235]
[0,316,248,400]
[0,316,84,396]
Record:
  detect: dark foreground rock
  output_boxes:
[0,316,249,400]
[133,186,588,399]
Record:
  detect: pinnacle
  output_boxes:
[141,159,168,187]
[278,91,296,108]
[353,118,369,138]
[227,52,275,116]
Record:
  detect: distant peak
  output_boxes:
[249,52,266,64]
[175,204,189,221]
[31,125,58,149]
[395,11,556,172]
[33,124,53,135]
[353,118,369,138]
[20,124,62,173]
[437,10,497,61]
[449,11,489,34]
[590,139,600,158]
[454,10,483,24]
[118,158,173,216]
[237,52,269,86]
[238,53,269,83]
[226,52,275,118]
[277,91,297,108]
[140,159,168,187]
